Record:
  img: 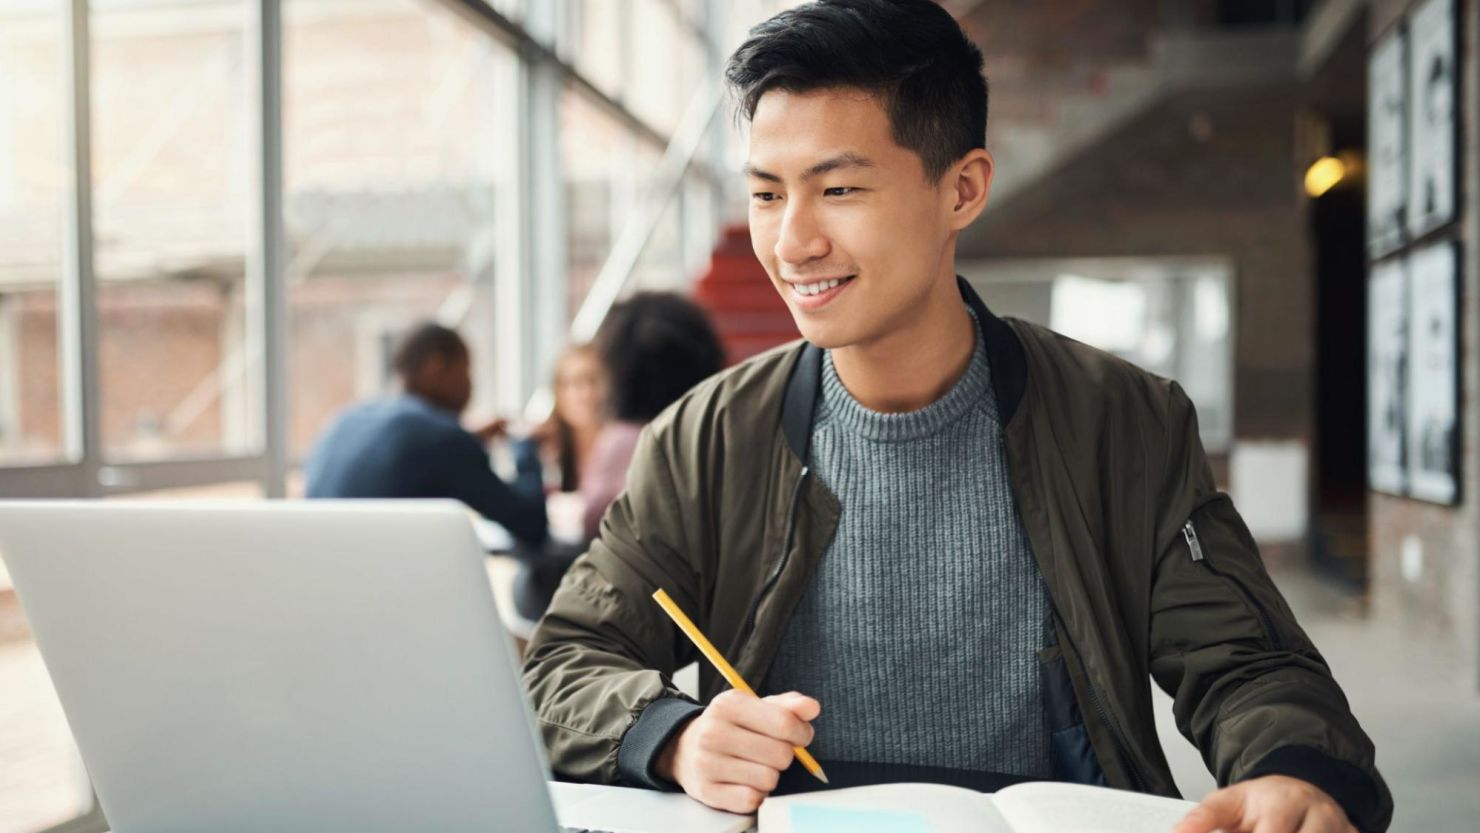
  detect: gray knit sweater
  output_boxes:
[764,312,1053,777]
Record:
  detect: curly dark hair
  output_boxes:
[595,293,726,423]
[725,0,988,182]
[392,322,466,379]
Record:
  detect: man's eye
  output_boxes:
[752,192,779,203]
[824,187,857,197]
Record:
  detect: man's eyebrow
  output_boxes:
[743,153,876,184]
[801,153,875,180]
[742,164,782,183]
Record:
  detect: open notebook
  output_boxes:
[759,782,1197,833]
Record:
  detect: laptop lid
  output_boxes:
[0,500,559,833]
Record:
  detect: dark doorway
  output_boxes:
[1306,16,1371,590]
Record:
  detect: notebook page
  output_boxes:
[758,783,1010,833]
[994,783,1196,833]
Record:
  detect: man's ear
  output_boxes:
[948,148,994,231]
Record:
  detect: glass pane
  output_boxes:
[285,0,520,459]
[628,0,703,136]
[632,189,684,292]
[90,0,258,461]
[0,0,67,468]
[561,86,663,321]
[565,0,627,101]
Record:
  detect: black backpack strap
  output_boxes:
[957,276,1027,424]
[780,343,823,464]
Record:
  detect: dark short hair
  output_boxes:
[595,293,726,423]
[392,322,467,379]
[725,0,988,181]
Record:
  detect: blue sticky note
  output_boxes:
[789,803,936,833]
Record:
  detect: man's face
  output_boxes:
[443,351,473,414]
[415,350,473,415]
[746,88,959,350]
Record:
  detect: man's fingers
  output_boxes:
[696,783,767,815]
[1174,787,1245,833]
[716,692,814,746]
[764,691,822,722]
[1172,806,1227,833]
[1295,804,1355,833]
[693,719,794,770]
[697,754,783,795]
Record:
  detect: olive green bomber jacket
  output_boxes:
[522,279,1393,832]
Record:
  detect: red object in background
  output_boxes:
[691,225,800,365]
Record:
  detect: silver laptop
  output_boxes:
[0,500,565,833]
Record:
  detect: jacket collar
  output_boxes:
[780,276,1027,461]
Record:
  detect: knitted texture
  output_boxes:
[765,311,1053,777]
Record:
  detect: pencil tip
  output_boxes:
[816,772,830,784]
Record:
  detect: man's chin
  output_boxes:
[793,320,858,351]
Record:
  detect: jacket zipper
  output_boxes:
[739,466,810,646]
[1081,669,1149,792]
[1051,611,1150,792]
[1183,519,1284,652]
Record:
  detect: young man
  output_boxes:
[304,322,547,545]
[522,3,1391,832]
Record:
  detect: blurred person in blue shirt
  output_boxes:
[304,322,547,546]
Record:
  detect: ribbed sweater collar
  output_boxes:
[818,309,994,442]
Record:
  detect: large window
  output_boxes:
[0,1,67,468]
[560,86,665,318]
[92,0,258,462]
[627,0,703,136]
[284,0,520,459]
[0,3,736,831]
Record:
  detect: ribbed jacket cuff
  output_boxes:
[616,697,704,790]
[1241,745,1387,833]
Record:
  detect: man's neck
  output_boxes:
[403,388,458,416]
[829,278,976,414]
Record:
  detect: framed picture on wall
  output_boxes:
[1407,0,1458,238]
[1368,27,1408,258]
[1405,241,1461,504]
[1367,257,1408,496]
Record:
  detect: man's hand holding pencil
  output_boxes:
[651,588,827,814]
[654,688,821,814]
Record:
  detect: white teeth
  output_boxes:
[794,278,847,297]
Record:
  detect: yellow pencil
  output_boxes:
[651,588,830,785]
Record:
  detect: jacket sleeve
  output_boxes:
[520,424,702,786]
[1147,383,1393,833]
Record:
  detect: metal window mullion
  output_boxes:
[523,48,565,412]
[250,0,288,498]
[493,50,530,415]
[60,0,101,498]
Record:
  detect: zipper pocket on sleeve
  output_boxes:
[1182,518,1283,652]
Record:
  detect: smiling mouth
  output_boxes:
[788,275,856,298]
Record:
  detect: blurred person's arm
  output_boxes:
[508,436,546,501]
[430,429,548,546]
